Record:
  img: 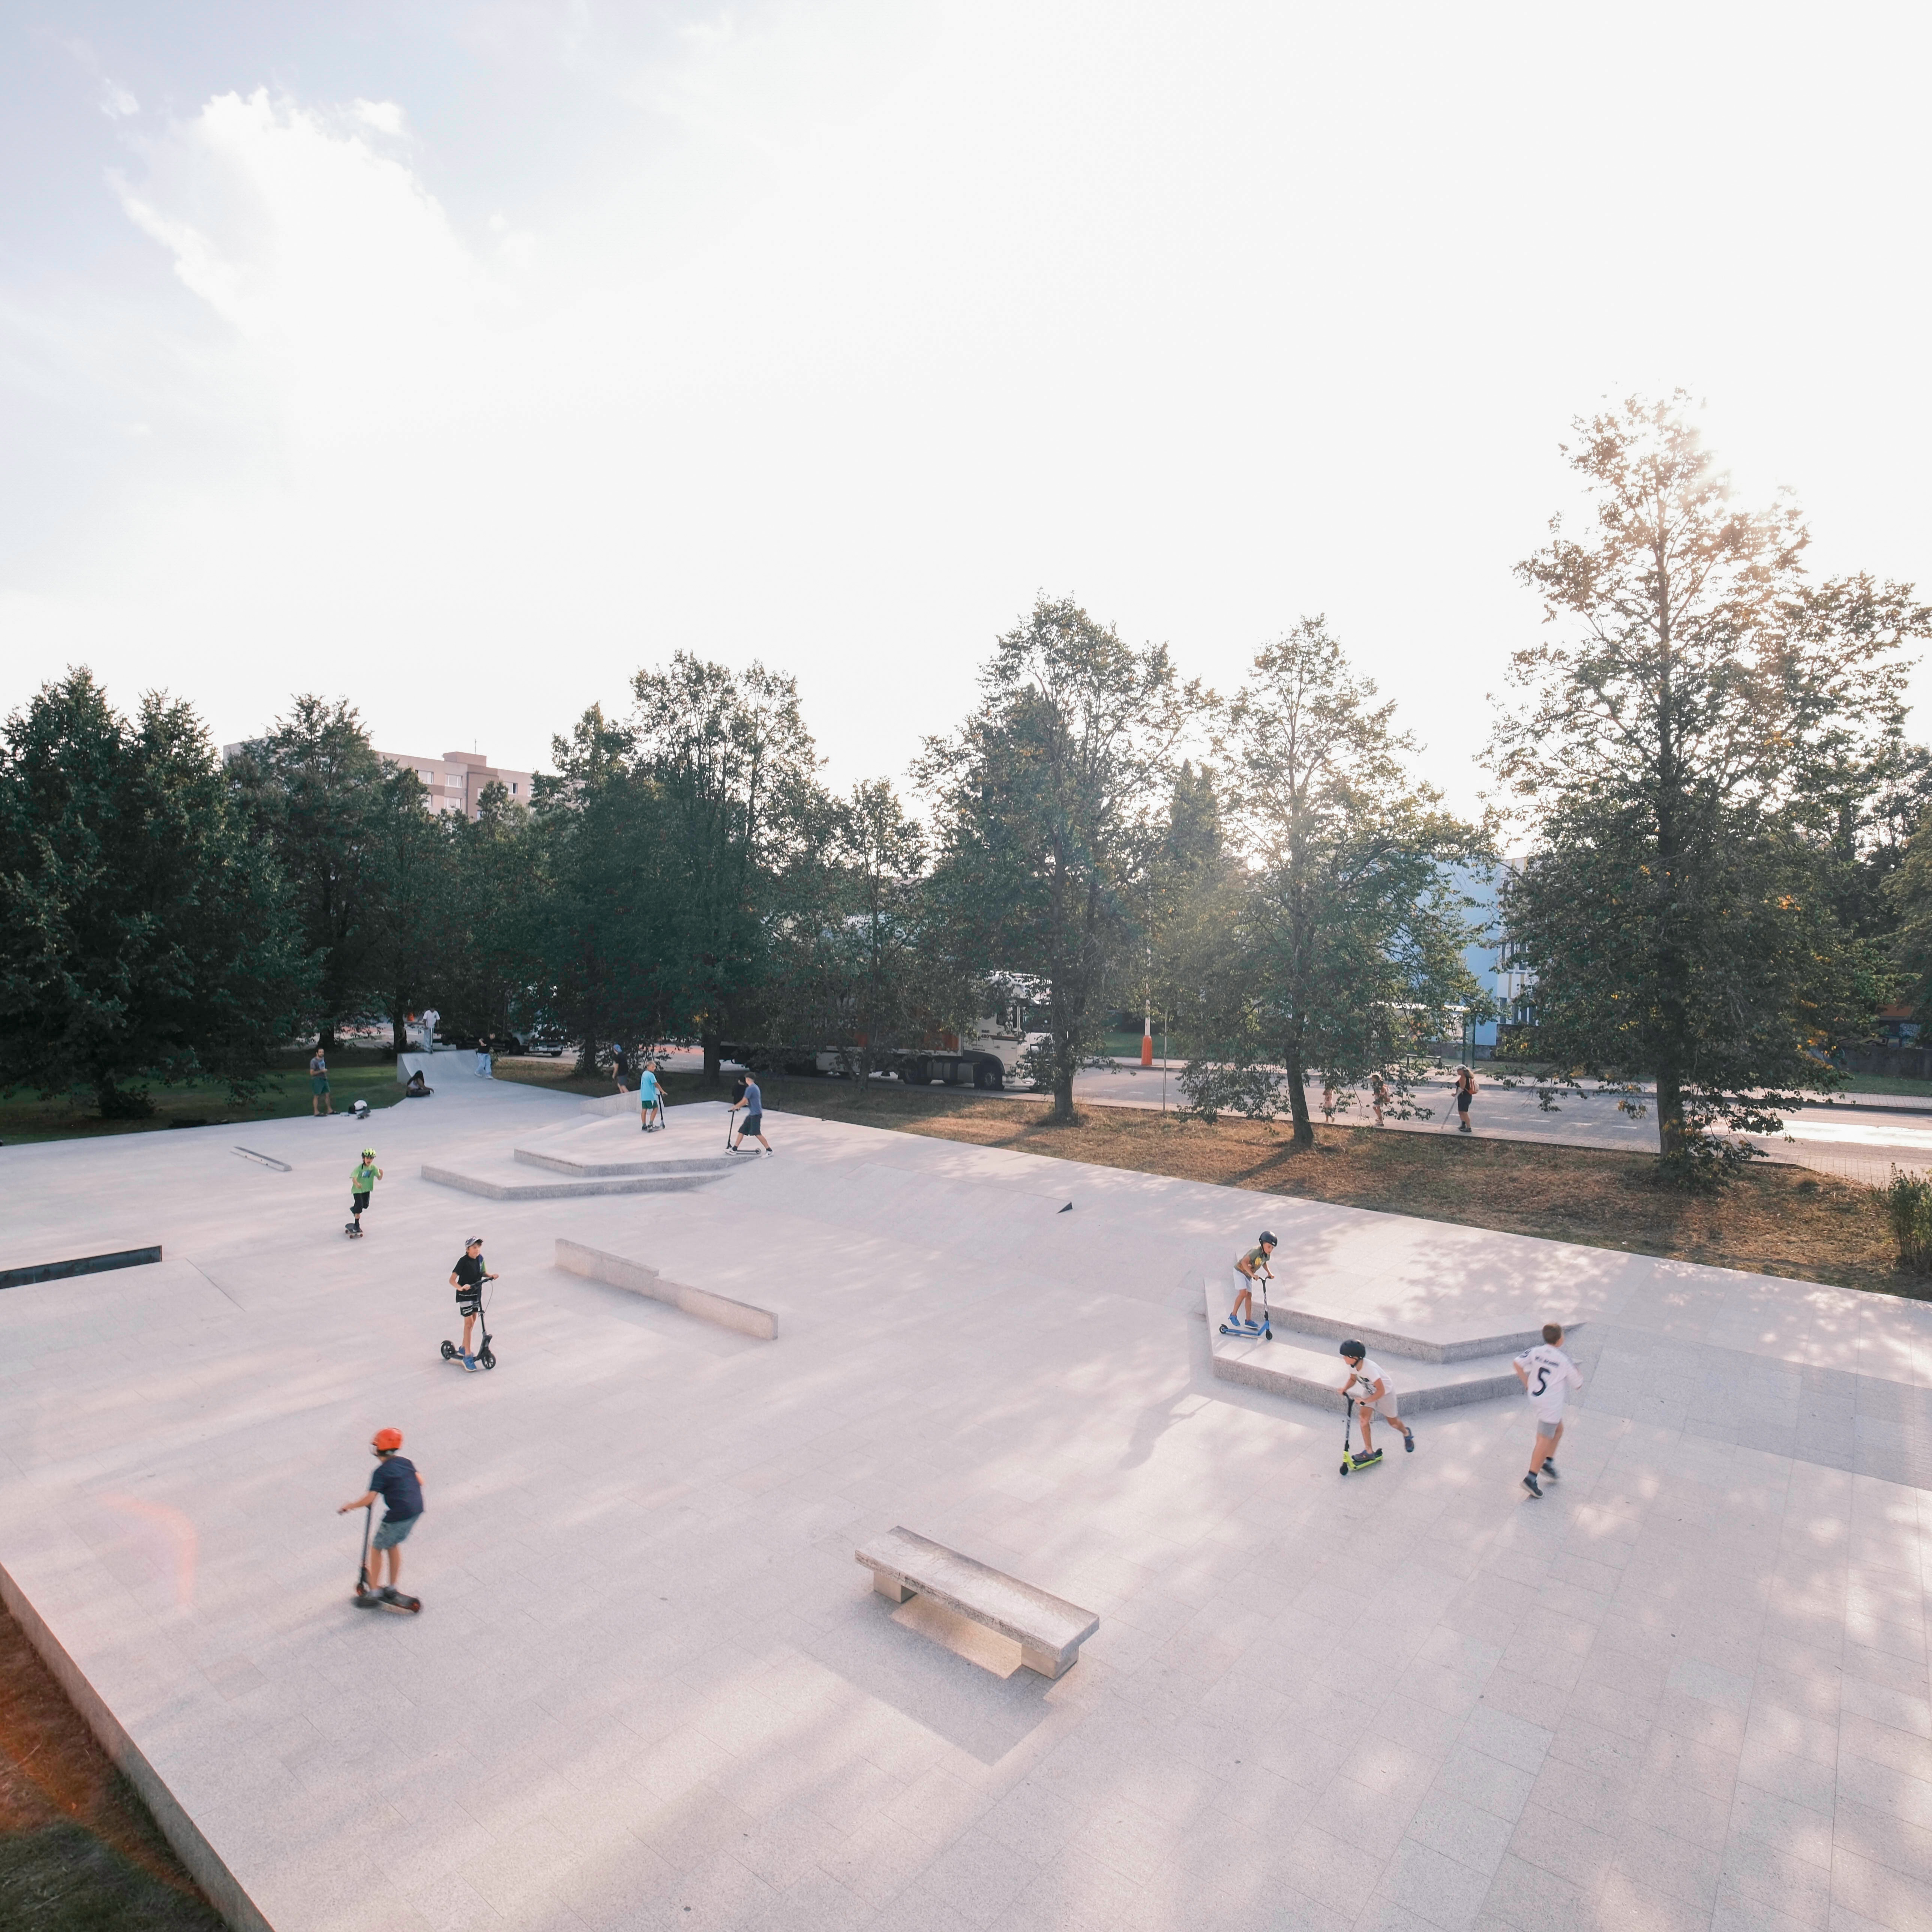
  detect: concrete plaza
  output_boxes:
[3,1073,1932,1932]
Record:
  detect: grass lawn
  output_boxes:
[0,1598,224,1930]
[697,1070,1920,1300]
[1833,1072,1932,1098]
[0,1048,405,1148]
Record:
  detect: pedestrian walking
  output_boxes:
[310,1045,333,1117]
[338,1428,424,1609]
[448,1238,497,1370]
[1370,1073,1389,1126]
[1223,1232,1277,1335]
[1338,1341,1415,1456]
[1454,1065,1476,1134]
[730,1075,772,1155]
[1514,1323,1583,1497]
[1321,1080,1338,1124]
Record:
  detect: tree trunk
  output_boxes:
[391,1007,410,1053]
[94,1076,153,1120]
[1048,1031,1077,1123]
[1284,1046,1314,1149]
[702,1026,721,1086]
[319,1018,339,1050]
[574,1002,598,1079]
[1654,1063,1686,1161]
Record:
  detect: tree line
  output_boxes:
[2,397,1926,1179]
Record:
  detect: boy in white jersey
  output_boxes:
[1514,1322,1582,1498]
[1338,1341,1414,1456]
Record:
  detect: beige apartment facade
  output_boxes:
[221,745,535,820]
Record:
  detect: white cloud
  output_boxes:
[353,99,407,136]
[98,81,138,120]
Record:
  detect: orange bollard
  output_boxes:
[1141,1032,1154,1067]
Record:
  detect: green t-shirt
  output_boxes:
[351,1161,380,1191]
[1239,1244,1274,1275]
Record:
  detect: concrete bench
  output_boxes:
[856,1527,1099,1680]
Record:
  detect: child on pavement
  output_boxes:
[338,1428,424,1605]
[347,1149,383,1236]
[1339,1341,1415,1455]
[731,1076,772,1155]
[448,1238,497,1369]
[1514,1323,1583,1497]
[639,1063,664,1132]
[1227,1232,1277,1333]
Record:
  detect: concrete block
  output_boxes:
[554,1237,777,1340]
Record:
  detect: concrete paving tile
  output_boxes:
[1611,1819,1724,1911]
[1731,1784,1836,1868]
[1718,1831,1833,1928]
[1376,1839,1494,1931]
[1737,1742,1839,1813]
[1404,1792,1515,1876]
[1504,1804,1618,1893]
[1479,1850,1593,1932]
[1839,1714,1932,1785]
[1437,1745,1538,1824]
[1830,1843,1932,1926]
[1458,1707,1554,1776]
[1832,1795,1932,1886]
[895,1828,1040,1928]
[1589,1868,1713,1932]
[1839,1679,1932,1740]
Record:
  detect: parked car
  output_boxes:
[519,1028,569,1058]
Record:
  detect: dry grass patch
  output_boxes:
[730,1075,1914,1298]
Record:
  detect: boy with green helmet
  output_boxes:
[346,1149,384,1238]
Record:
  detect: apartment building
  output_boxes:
[380,750,536,819]
[221,745,536,820]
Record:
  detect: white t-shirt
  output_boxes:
[1347,1357,1395,1407]
[1515,1344,1582,1419]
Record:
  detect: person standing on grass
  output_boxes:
[338,1428,423,1605]
[1339,1341,1414,1455]
[1514,1322,1583,1498]
[310,1045,333,1117]
[730,1075,772,1155]
[1453,1065,1476,1134]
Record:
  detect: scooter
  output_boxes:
[1217,1270,1273,1341]
[440,1280,496,1370]
[1338,1395,1384,1475]
[350,1504,421,1612]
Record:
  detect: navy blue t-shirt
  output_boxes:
[742,1079,762,1116]
[369,1455,423,1522]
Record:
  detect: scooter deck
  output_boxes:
[1340,1449,1385,1474]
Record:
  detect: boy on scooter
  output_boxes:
[1227,1232,1277,1334]
[1338,1341,1414,1456]
[338,1428,424,1607]
[449,1238,496,1370]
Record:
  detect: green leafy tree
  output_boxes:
[361,764,452,1052]
[1492,395,1927,1179]
[435,782,543,1046]
[228,697,393,1046]
[920,595,1208,1122]
[0,670,312,1116]
[1175,619,1491,1145]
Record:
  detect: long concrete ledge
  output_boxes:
[1264,1305,1586,1364]
[0,1245,163,1291]
[422,1165,712,1200]
[555,1238,777,1340]
[1212,1339,1524,1412]
[0,1558,270,1932]
[513,1147,735,1179]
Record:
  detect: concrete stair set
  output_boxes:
[421,1113,741,1201]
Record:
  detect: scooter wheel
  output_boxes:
[440,1340,455,1360]
[479,1349,496,1370]
[1339,1461,1351,1475]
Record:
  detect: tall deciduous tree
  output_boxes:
[1176,619,1491,1145]
[0,670,311,1115]
[1492,395,1927,1178]
[920,595,1208,1122]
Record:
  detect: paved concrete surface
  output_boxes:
[3,1079,1932,1932]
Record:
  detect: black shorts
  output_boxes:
[740,1113,763,1136]
[351,1191,371,1212]
[456,1290,481,1316]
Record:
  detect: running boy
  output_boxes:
[347,1148,383,1236]
[1227,1232,1277,1333]
[339,1428,423,1605]
[1514,1322,1582,1497]
[448,1238,496,1370]
[639,1062,664,1132]
[1338,1340,1414,1455]
[731,1074,772,1155]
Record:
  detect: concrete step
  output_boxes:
[421,1158,733,1201]
[513,1147,738,1179]
[1261,1301,1582,1364]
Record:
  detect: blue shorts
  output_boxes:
[372,1514,418,1550]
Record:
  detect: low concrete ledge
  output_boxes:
[555,1238,776,1340]
[1266,1306,1587,1364]
[1212,1344,1523,1412]
[514,1147,735,1179]
[422,1165,711,1200]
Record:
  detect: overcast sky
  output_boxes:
[4,1,1929,815]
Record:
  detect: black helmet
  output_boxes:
[1339,1339,1365,1360]
[1258,1230,1278,1246]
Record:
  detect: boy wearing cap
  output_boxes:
[339,1429,424,1605]
[449,1238,496,1369]
[1514,1323,1583,1498]
[346,1149,383,1237]
[1338,1341,1415,1456]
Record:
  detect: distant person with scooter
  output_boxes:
[449,1238,496,1370]
[1223,1232,1276,1336]
[1338,1341,1414,1458]
[346,1148,383,1238]
[639,1061,664,1132]
[338,1427,423,1611]
[730,1075,772,1156]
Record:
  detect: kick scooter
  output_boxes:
[350,1504,421,1612]
[1338,1395,1384,1475]
[1217,1270,1273,1341]
[441,1277,497,1370]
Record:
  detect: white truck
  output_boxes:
[807,986,1050,1091]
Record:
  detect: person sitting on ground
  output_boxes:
[404,1069,433,1097]
[1339,1341,1414,1456]
[1228,1232,1276,1334]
